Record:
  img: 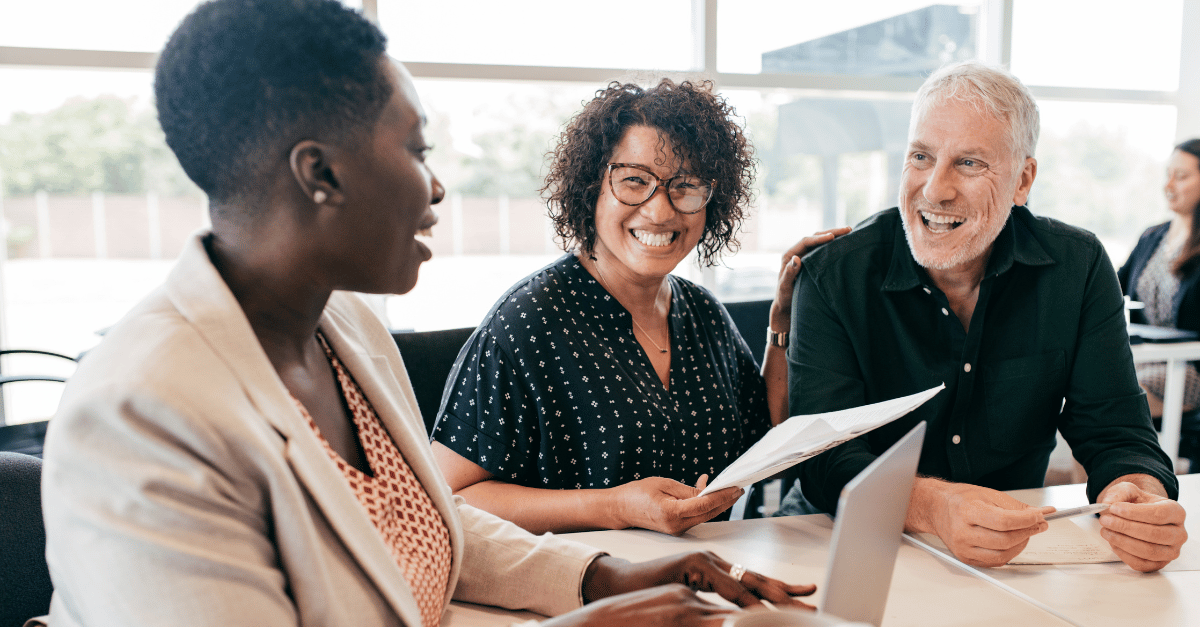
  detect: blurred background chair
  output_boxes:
[722,299,772,366]
[721,299,793,519]
[0,349,76,458]
[391,327,476,435]
[0,451,54,627]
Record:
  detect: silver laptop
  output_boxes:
[820,421,926,627]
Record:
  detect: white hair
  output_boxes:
[910,61,1040,165]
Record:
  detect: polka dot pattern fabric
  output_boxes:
[431,254,769,492]
[297,333,452,627]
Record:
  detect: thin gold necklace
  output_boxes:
[592,258,669,354]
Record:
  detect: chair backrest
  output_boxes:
[391,327,477,435]
[722,299,772,367]
[0,420,50,458]
[0,452,54,627]
[0,348,76,429]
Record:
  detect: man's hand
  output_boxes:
[1097,477,1188,572]
[908,477,1052,567]
[609,476,742,536]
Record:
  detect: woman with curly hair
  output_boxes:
[36,3,819,625]
[432,79,844,535]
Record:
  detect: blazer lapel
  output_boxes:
[163,233,424,625]
[318,295,468,596]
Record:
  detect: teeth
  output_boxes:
[633,230,674,247]
[417,227,433,238]
[919,210,965,233]
[919,211,964,225]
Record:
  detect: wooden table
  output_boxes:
[442,474,1199,626]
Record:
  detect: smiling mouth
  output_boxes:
[919,210,965,233]
[632,229,678,247]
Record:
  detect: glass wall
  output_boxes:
[378,1,694,70]
[718,0,985,75]
[0,0,1189,422]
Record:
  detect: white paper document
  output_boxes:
[1007,518,1120,565]
[697,383,944,496]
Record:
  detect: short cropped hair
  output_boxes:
[155,0,390,204]
[542,79,754,267]
[911,61,1040,166]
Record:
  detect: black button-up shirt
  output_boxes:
[789,206,1177,513]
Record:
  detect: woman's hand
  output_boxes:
[609,477,742,536]
[769,227,851,333]
[540,584,732,627]
[548,552,817,627]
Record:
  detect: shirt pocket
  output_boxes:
[982,350,1066,453]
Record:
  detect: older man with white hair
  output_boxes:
[784,61,1187,572]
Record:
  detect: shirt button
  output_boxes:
[952,435,962,444]
[963,363,972,373]
[941,307,949,316]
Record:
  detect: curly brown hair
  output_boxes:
[542,79,755,266]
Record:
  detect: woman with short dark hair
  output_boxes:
[433,79,843,536]
[36,1,816,625]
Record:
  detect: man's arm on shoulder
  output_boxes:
[787,267,876,513]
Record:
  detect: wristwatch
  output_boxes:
[768,329,789,348]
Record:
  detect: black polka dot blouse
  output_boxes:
[430,254,769,491]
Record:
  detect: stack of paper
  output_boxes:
[698,384,944,496]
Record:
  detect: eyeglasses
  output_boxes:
[606,163,715,215]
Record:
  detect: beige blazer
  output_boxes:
[39,233,600,627]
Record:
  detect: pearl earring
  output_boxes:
[313,190,327,204]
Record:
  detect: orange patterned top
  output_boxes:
[294,333,453,627]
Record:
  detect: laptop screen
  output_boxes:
[820,421,926,627]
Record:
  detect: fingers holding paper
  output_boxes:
[1097,479,1187,572]
[911,478,1053,567]
[613,476,743,536]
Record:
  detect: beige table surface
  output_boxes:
[918,473,1200,627]
[443,508,1077,626]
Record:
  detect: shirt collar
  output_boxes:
[881,205,1055,292]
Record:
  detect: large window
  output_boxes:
[0,0,1193,424]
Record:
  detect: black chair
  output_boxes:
[719,299,784,518]
[1178,408,1200,474]
[722,299,772,368]
[0,420,50,458]
[391,327,476,435]
[0,452,54,627]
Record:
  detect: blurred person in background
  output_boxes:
[1119,139,1200,420]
